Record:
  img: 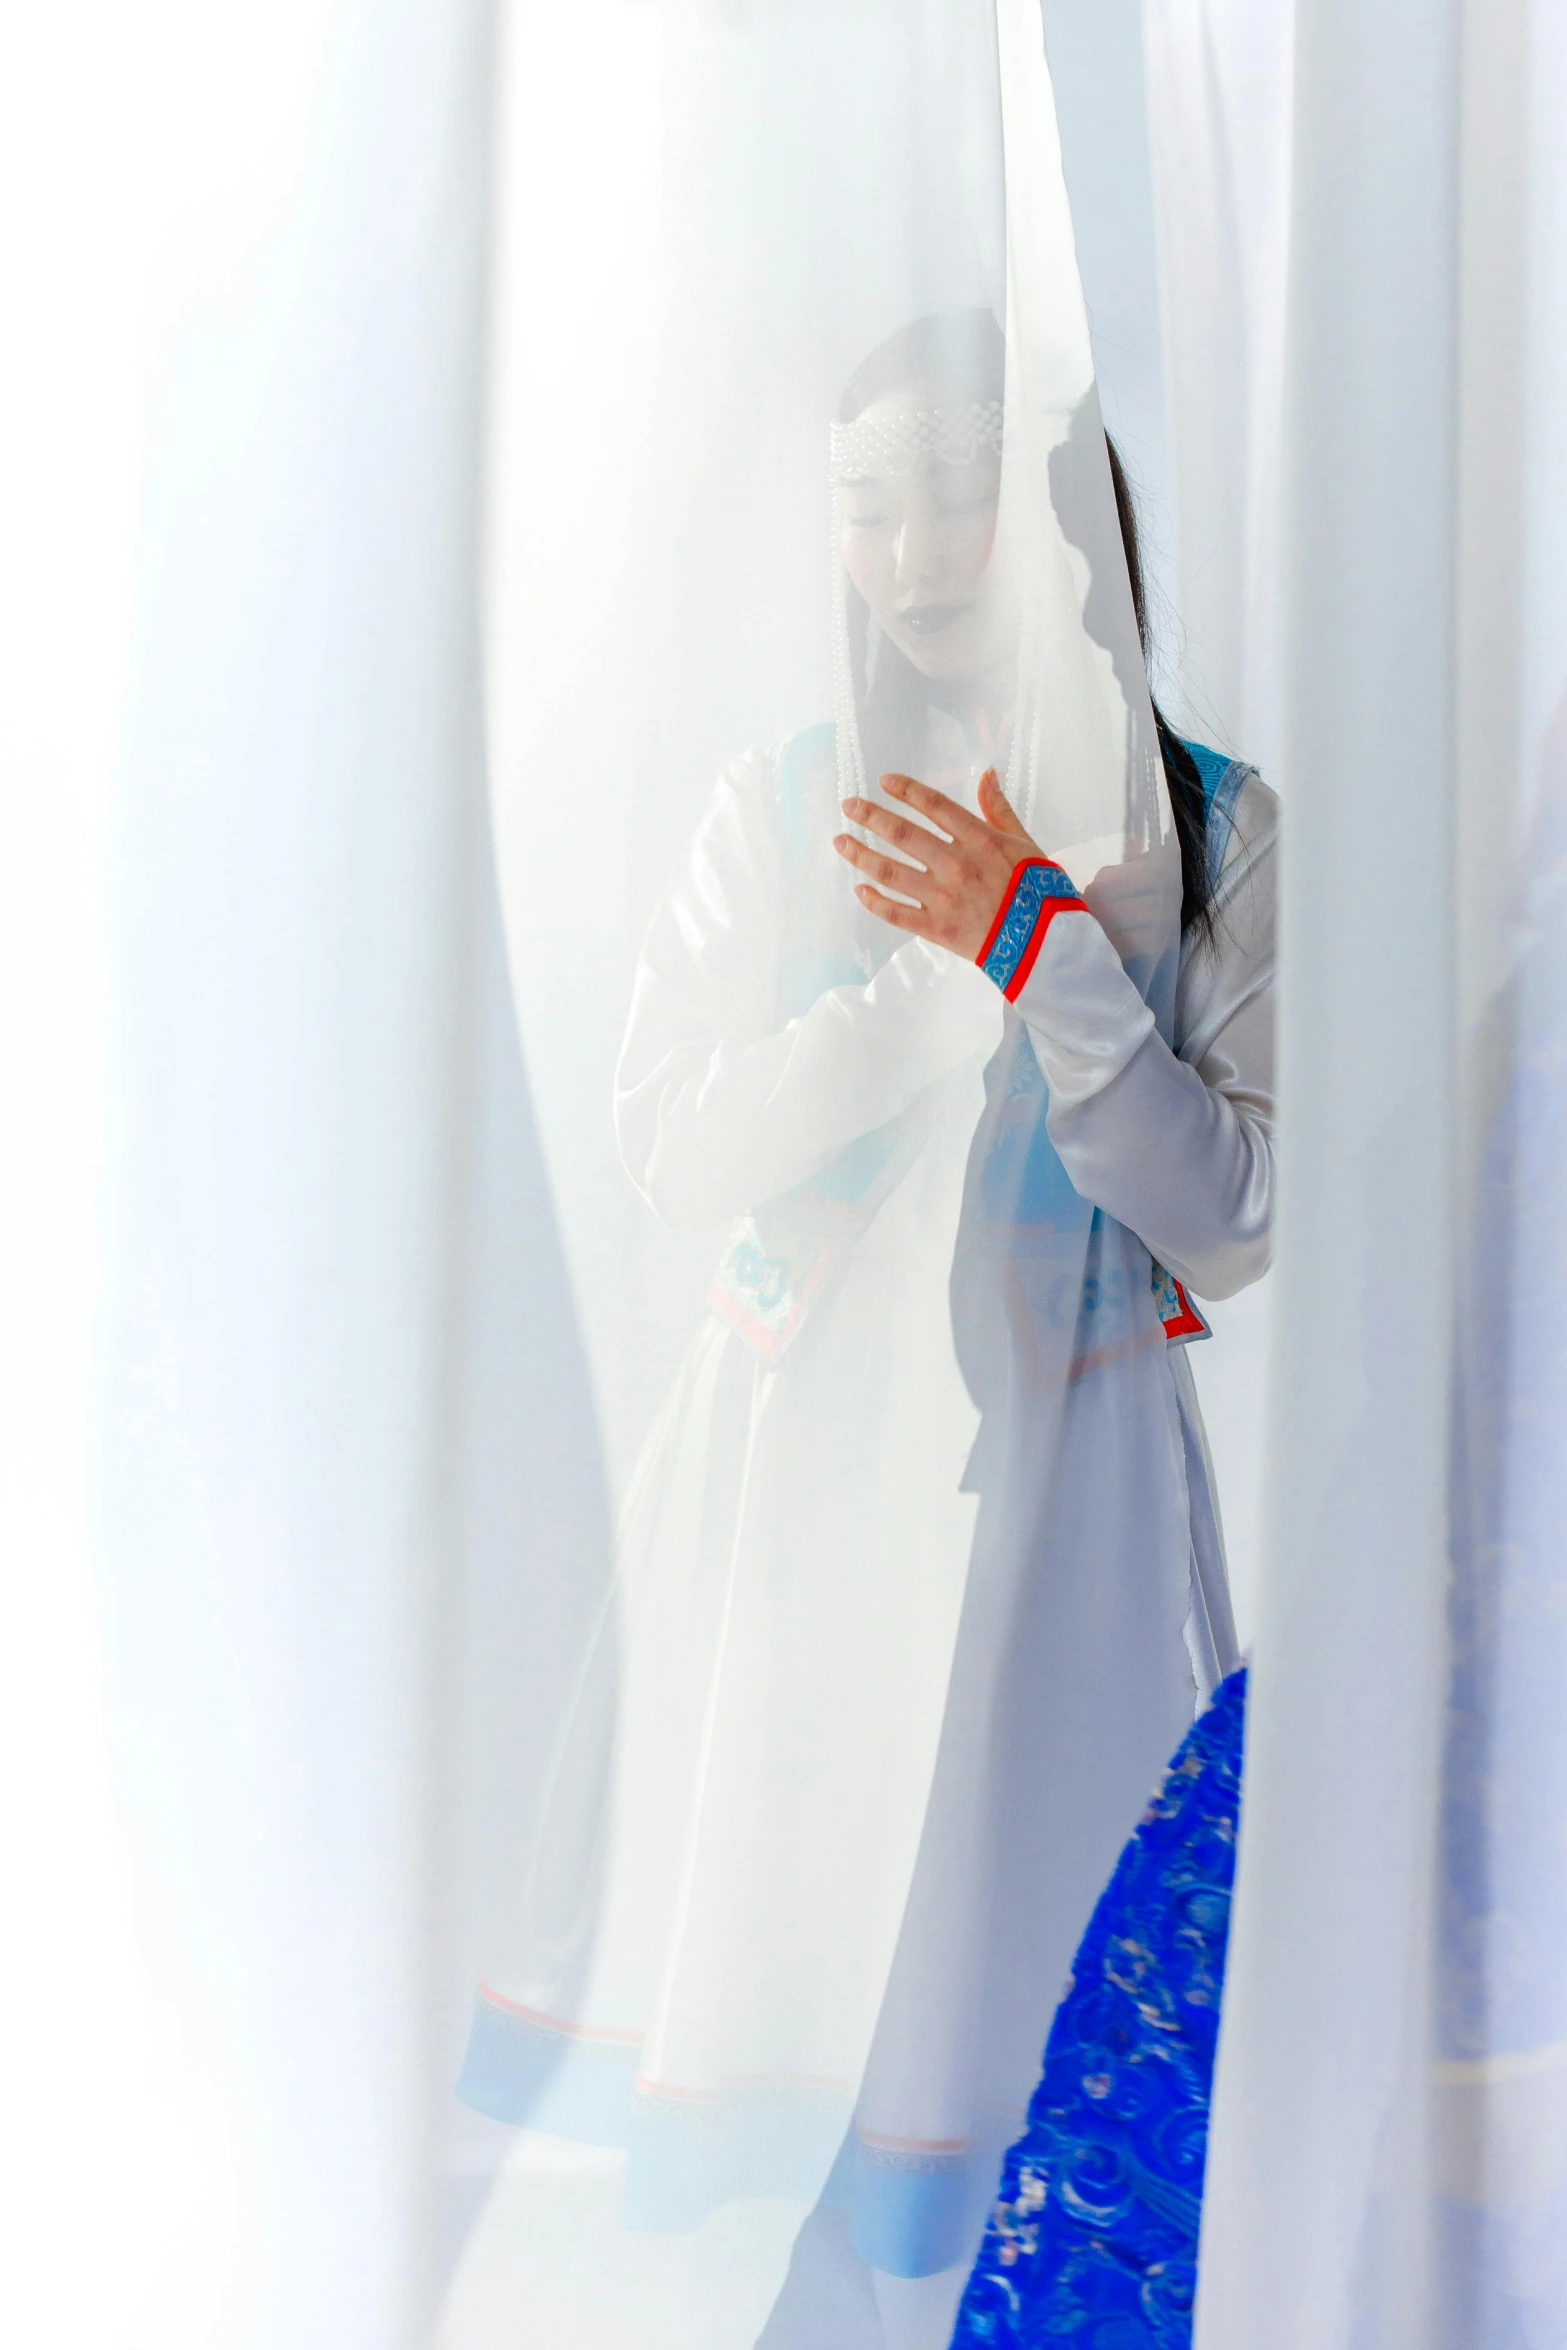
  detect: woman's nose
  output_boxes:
[891,510,943,592]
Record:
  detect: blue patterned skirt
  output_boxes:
[952,1665,1247,2349]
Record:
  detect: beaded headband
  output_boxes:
[828,399,1004,483]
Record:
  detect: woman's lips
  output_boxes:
[896,603,969,636]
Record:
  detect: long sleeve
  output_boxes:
[616,751,1001,1228]
[1007,776,1278,1300]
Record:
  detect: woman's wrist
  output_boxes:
[975,857,1087,1000]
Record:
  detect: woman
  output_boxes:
[460,306,1275,2349]
[771,316,1275,2344]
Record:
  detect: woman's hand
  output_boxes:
[833,768,1045,961]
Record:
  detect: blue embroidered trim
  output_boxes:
[954,1667,1248,2349]
[1179,738,1254,893]
[980,861,1084,996]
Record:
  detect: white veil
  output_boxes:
[444,5,1194,2341]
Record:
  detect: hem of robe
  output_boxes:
[456,1993,1019,2276]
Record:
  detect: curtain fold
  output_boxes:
[1143,0,1293,779]
[0,8,590,2344]
[1141,0,1294,1644]
[1191,0,1567,2341]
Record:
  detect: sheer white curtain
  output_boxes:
[1179,0,1567,2342]
[1141,0,1293,1641]
[450,11,1203,2345]
[1143,0,1293,779]
[0,8,591,2345]
[1039,0,1176,650]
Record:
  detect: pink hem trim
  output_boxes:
[476,1994,858,2104]
[855,2126,971,2155]
[477,1983,641,2047]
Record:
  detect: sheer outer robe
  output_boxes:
[464,743,1275,2262]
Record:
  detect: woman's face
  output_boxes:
[838,377,1006,693]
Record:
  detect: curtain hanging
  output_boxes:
[1193,0,1567,2341]
[0,7,524,2344]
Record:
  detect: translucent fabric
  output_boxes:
[447,5,1201,2340]
[1142,0,1293,1648]
[1191,0,1567,2343]
[1143,0,1293,783]
[0,7,508,2344]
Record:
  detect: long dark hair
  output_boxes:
[1104,436,1216,945]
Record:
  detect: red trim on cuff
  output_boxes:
[974,857,1089,1005]
[974,857,1048,970]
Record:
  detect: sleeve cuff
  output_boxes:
[975,857,1089,1000]
[1152,1258,1211,1342]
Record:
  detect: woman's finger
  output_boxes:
[833,832,939,900]
[879,771,989,844]
[841,796,954,860]
[975,767,1026,833]
[852,882,928,934]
